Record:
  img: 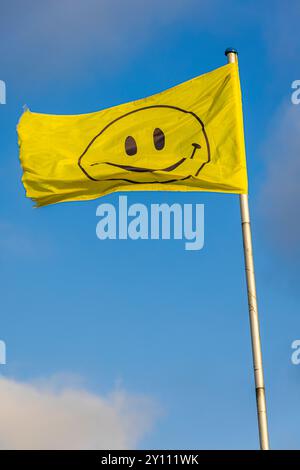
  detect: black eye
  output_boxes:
[153,128,165,150]
[125,136,137,156]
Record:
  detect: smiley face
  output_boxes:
[78,105,210,184]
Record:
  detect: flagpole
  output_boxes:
[225,48,270,450]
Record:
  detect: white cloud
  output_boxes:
[259,103,300,255]
[0,375,159,449]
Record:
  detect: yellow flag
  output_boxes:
[18,63,247,207]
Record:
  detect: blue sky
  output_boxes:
[0,0,300,449]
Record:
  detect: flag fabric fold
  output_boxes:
[18,62,248,207]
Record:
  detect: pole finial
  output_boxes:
[225,47,238,56]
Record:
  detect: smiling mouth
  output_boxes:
[89,142,201,173]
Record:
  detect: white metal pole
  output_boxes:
[225,48,270,450]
